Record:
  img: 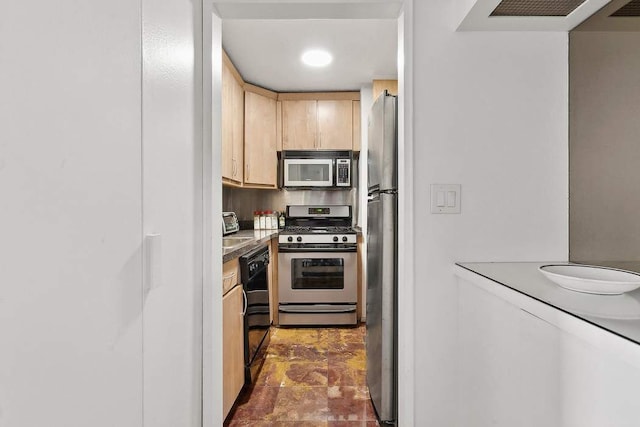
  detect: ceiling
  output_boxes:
[221,19,398,92]
[215,1,401,92]
[215,0,638,91]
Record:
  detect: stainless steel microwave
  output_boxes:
[280,150,352,188]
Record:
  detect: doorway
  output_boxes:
[202,2,415,425]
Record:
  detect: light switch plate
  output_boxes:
[431,184,461,214]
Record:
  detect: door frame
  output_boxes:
[201,4,224,427]
[201,2,415,425]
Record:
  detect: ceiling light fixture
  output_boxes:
[301,49,332,67]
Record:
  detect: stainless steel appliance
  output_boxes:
[281,150,352,188]
[222,211,239,235]
[278,205,358,325]
[239,244,270,384]
[366,91,398,424]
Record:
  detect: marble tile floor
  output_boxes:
[225,325,379,427]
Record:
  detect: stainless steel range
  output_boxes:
[278,205,358,326]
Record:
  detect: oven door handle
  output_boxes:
[278,306,356,314]
[241,288,248,316]
[278,246,357,253]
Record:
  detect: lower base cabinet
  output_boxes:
[223,283,245,419]
[458,279,640,427]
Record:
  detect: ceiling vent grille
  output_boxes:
[610,0,640,16]
[490,0,588,16]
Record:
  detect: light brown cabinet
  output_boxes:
[281,100,317,150]
[280,93,360,151]
[222,259,244,418]
[317,100,353,150]
[352,101,361,152]
[222,52,244,185]
[244,86,278,188]
[372,79,398,102]
[222,52,362,187]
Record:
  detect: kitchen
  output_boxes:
[4,0,640,426]
[216,0,640,424]
[216,12,400,424]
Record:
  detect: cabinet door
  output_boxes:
[244,91,277,187]
[221,61,235,181]
[223,284,245,418]
[222,53,244,185]
[352,101,361,152]
[231,76,244,182]
[317,100,353,150]
[282,100,317,150]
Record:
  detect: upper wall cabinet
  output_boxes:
[221,51,362,189]
[281,100,317,150]
[372,79,398,102]
[317,100,353,150]
[280,93,361,151]
[244,85,278,188]
[352,100,361,152]
[222,51,244,186]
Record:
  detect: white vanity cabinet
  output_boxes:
[457,265,640,427]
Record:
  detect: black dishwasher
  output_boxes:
[239,244,271,384]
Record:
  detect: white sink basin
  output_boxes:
[223,236,253,249]
[539,264,640,295]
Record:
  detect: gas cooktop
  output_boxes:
[281,225,356,234]
[279,204,357,245]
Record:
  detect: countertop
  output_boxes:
[456,262,640,346]
[223,229,279,263]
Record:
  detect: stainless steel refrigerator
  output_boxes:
[366,91,397,425]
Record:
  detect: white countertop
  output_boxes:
[456,262,640,346]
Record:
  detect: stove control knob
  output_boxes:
[342,236,348,242]
[296,236,303,242]
[333,236,339,242]
[287,236,293,242]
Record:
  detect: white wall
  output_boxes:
[569,31,640,262]
[0,1,143,426]
[141,0,203,425]
[410,1,569,424]
[203,9,225,427]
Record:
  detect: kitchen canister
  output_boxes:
[259,211,267,230]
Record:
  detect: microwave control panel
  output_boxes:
[336,159,351,187]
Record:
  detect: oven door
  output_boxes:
[278,249,357,304]
[283,158,334,187]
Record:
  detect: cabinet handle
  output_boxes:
[232,159,237,177]
[246,162,249,180]
[241,288,248,315]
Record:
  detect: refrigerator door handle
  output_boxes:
[368,192,381,202]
